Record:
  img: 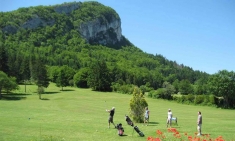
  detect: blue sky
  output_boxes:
[1,0,235,74]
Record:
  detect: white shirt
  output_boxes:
[167,111,172,119]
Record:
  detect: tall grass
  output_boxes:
[0,83,234,141]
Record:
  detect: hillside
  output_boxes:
[0,1,209,92]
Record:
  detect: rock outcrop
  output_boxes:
[79,15,122,45]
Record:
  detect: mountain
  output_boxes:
[0,1,209,92]
[1,1,131,48]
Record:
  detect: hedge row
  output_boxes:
[172,94,217,106]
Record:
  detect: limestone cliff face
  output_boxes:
[1,2,122,46]
[78,15,122,45]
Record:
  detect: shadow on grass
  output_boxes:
[120,134,128,136]
[1,93,28,100]
[60,89,75,92]
[44,91,60,94]
[41,98,50,100]
[148,121,159,125]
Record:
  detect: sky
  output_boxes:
[1,0,235,74]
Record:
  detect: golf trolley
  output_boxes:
[125,115,144,137]
[171,117,178,126]
[116,123,124,136]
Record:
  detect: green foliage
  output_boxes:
[173,94,217,107]
[111,83,135,94]
[73,67,89,88]
[208,70,235,108]
[0,71,19,98]
[87,60,112,91]
[187,94,195,102]
[162,81,175,95]
[31,57,50,90]
[0,41,9,74]
[77,1,119,23]
[47,66,60,83]
[56,65,75,90]
[194,95,204,104]
[129,87,148,123]
[179,79,194,94]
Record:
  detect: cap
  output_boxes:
[168,109,171,111]
[112,107,115,110]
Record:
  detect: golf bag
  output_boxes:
[116,123,124,136]
[125,115,134,127]
[125,115,144,137]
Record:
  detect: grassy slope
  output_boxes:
[0,83,234,141]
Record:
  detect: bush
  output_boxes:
[209,95,215,105]
[202,95,209,105]
[172,95,178,101]
[180,95,186,103]
[194,95,204,104]
[129,87,148,123]
[187,94,195,102]
[111,83,136,94]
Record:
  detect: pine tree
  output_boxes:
[31,57,49,99]
[88,60,111,91]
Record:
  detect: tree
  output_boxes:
[129,87,148,123]
[194,77,209,95]
[47,66,60,83]
[162,81,175,99]
[172,79,180,93]
[0,71,18,99]
[74,67,89,88]
[0,40,9,74]
[31,58,50,99]
[208,70,235,108]
[179,79,194,94]
[87,60,112,91]
[56,65,75,90]
[20,55,31,93]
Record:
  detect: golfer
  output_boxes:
[144,107,150,126]
[167,109,173,127]
[197,111,202,136]
[106,107,116,128]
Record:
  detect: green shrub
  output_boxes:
[187,94,195,102]
[152,90,160,99]
[202,95,209,105]
[129,87,148,123]
[172,95,178,101]
[209,95,215,105]
[194,95,204,104]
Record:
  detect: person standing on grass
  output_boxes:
[144,107,150,126]
[167,109,173,128]
[106,107,116,128]
[197,111,202,136]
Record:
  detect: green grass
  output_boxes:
[0,83,235,141]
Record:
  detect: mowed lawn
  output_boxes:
[0,83,235,141]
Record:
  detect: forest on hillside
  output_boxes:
[0,1,234,108]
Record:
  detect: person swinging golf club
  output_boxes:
[106,107,116,128]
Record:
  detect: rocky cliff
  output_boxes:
[79,15,122,45]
